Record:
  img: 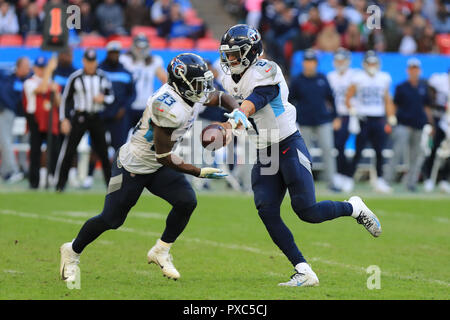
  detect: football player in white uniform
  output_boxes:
[219,24,382,287]
[327,48,356,192]
[59,53,244,282]
[120,34,168,129]
[345,51,396,193]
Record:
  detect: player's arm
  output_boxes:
[156,66,168,83]
[204,90,239,112]
[153,123,226,179]
[345,84,357,115]
[153,123,200,176]
[384,89,397,126]
[34,57,57,94]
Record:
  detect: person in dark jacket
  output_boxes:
[0,57,30,182]
[384,58,432,191]
[289,49,340,191]
[99,41,136,151]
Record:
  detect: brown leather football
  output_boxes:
[201,123,227,150]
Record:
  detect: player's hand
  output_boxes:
[333,118,342,131]
[61,118,71,135]
[224,109,252,129]
[199,168,228,179]
[93,94,105,104]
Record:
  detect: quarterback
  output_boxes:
[59,53,245,282]
[219,24,382,287]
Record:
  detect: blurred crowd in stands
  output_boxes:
[0,0,206,40]
[223,0,450,70]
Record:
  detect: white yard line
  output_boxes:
[1,208,449,287]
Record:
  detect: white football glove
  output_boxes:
[224,109,252,130]
[199,168,227,179]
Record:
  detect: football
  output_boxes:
[201,123,227,150]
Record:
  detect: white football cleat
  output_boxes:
[59,242,80,282]
[374,177,392,193]
[424,179,435,192]
[278,263,319,287]
[348,196,382,237]
[147,244,180,280]
[341,176,354,193]
[438,181,450,194]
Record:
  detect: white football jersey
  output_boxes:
[327,68,356,116]
[351,69,391,117]
[120,54,164,110]
[221,59,297,149]
[428,72,449,113]
[119,84,202,174]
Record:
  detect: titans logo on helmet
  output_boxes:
[247,28,260,44]
[171,58,187,79]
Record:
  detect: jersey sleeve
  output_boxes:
[150,96,183,128]
[153,55,164,69]
[250,60,282,89]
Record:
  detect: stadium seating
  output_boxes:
[79,35,107,48]
[24,35,43,48]
[131,26,158,38]
[436,34,450,55]
[184,8,203,26]
[0,34,23,46]
[148,37,167,49]
[107,36,133,49]
[168,37,195,50]
[196,38,220,50]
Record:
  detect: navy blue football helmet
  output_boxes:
[333,47,351,72]
[219,24,263,75]
[363,50,380,75]
[167,53,215,103]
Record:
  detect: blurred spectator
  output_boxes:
[169,2,205,39]
[341,23,363,51]
[19,1,43,37]
[0,1,19,34]
[99,40,136,151]
[245,0,264,28]
[382,1,403,52]
[53,48,76,91]
[95,0,126,36]
[289,49,340,191]
[0,57,30,183]
[318,0,339,23]
[124,0,151,32]
[432,0,450,34]
[23,56,61,189]
[417,23,438,53]
[385,58,432,192]
[399,23,417,54]
[79,1,97,35]
[151,0,173,37]
[316,23,341,52]
[334,4,349,34]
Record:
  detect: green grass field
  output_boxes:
[0,189,449,300]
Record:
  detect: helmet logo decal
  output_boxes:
[171,58,187,79]
[247,28,260,43]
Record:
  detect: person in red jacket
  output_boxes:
[23,56,61,189]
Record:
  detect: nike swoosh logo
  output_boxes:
[282,147,290,154]
[61,263,68,280]
[297,280,307,286]
[265,66,272,73]
[156,108,164,112]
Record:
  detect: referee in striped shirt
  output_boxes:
[56,49,114,192]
